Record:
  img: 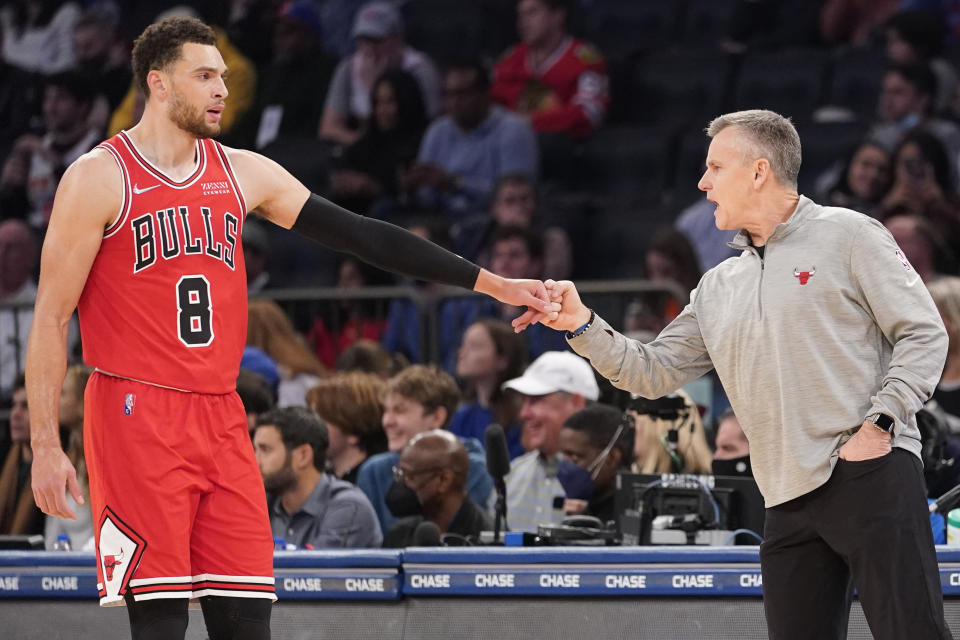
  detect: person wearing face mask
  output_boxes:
[711,409,753,478]
[382,430,493,548]
[556,404,633,525]
[356,365,493,533]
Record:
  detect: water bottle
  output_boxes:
[948,509,960,546]
[52,534,72,551]
[273,537,286,550]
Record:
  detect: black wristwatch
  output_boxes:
[870,413,895,435]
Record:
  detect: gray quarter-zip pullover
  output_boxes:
[569,196,947,507]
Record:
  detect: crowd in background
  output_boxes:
[5,0,960,548]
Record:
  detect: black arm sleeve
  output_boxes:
[290,193,481,290]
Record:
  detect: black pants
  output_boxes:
[760,449,952,640]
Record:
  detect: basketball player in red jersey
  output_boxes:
[26,18,556,640]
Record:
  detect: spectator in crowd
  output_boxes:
[0,220,38,402]
[0,0,81,74]
[0,71,100,227]
[330,69,428,215]
[928,277,960,419]
[383,224,565,373]
[243,220,272,295]
[449,319,528,459]
[237,368,275,433]
[878,129,960,250]
[241,346,281,401]
[310,256,394,370]
[0,35,41,162]
[320,1,441,146]
[815,140,893,219]
[225,1,329,149]
[72,3,130,130]
[437,226,568,373]
[247,299,327,408]
[820,0,901,45]
[336,339,404,379]
[500,351,599,533]
[491,0,608,140]
[407,59,539,217]
[306,371,387,484]
[44,364,93,549]
[630,390,713,475]
[721,0,823,54]
[711,408,752,477]
[382,430,493,547]
[109,5,256,138]
[557,403,632,525]
[674,199,738,273]
[254,407,381,548]
[622,228,701,340]
[885,9,958,115]
[870,62,960,165]
[452,171,573,279]
[0,374,43,535]
[884,214,952,282]
[356,364,493,532]
[379,218,464,366]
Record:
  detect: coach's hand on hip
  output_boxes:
[838,420,893,462]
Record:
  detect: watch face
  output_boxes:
[874,414,894,432]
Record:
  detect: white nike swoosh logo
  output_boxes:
[132,183,160,194]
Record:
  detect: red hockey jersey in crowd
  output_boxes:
[491,37,609,139]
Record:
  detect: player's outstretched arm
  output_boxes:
[27,149,120,519]
[227,149,558,322]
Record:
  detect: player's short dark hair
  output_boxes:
[13,372,25,393]
[563,403,633,467]
[256,407,329,471]
[888,61,937,99]
[131,17,217,96]
[492,224,544,261]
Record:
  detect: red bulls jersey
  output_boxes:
[77,132,248,394]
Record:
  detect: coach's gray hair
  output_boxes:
[706,110,802,189]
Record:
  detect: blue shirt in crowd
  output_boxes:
[448,403,525,460]
[416,105,538,215]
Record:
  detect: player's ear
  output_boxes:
[146,69,167,99]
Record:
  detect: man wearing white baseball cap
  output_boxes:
[499,351,599,533]
[319,1,441,145]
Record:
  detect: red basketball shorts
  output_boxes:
[83,372,275,606]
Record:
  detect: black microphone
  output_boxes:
[412,520,442,546]
[485,424,511,543]
[931,483,960,514]
[485,424,511,483]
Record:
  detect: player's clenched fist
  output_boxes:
[514,279,592,333]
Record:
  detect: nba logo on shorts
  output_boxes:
[124,393,136,415]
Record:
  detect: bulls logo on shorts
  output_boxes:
[96,506,146,602]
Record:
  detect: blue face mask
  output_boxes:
[557,421,628,500]
[557,458,595,500]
